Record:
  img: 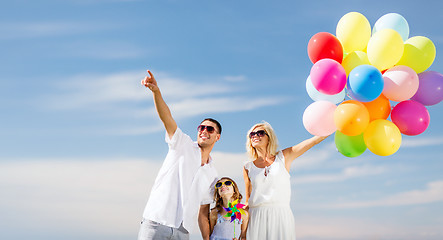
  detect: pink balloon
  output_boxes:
[382,65,419,102]
[303,101,337,136]
[411,71,443,106]
[310,59,347,95]
[391,100,430,136]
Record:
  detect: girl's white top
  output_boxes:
[210,213,242,240]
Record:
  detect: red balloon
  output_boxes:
[308,32,344,64]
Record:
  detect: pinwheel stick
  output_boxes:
[223,199,246,238]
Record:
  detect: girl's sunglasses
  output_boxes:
[249,130,267,138]
[215,180,233,189]
[197,125,216,133]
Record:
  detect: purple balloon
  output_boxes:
[411,71,443,106]
[391,100,430,136]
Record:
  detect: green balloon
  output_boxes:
[335,131,367,157]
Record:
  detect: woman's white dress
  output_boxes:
[244,151,296,240]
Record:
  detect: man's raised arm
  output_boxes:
[141,70,177,138]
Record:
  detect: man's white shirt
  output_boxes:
[143,128,218,233]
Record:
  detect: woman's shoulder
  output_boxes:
[244,160,254,170]
[275,150,285,163]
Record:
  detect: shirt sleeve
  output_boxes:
[244,161,252,171]
[165,127,194,150]
[200,177,217,205]
[277,151,285,164]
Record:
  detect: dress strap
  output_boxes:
[216,213,242,224]
[244,161,253,171]
[276,151,285,164]
[216,213,225,224]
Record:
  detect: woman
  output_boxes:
[243,121,328,239]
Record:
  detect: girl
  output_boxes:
[210,177,249,240]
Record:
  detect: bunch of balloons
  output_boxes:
[303,12,443,157]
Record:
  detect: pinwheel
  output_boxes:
[223,199,246,238]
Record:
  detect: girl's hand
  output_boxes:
[242,202,249,210]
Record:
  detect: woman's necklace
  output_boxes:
[261,155,275,176]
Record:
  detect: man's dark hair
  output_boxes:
[201,118,222,134]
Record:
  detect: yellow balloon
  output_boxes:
[336,12,371,53]
[363,119,402,156]
[367,29,404,71]
[397,36,436,73]
[341,51,370,76]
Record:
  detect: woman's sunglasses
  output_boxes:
[197,125,216,133]
[215,180,233,189]
[249,130,267,138]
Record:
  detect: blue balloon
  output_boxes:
[347,65,384,102]
[373,13,409,41]
[306,75,345,104]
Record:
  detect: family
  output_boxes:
[139,70,328,240]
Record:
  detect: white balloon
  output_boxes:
[306,75,346,104]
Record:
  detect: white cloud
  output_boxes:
[46,70,289,108]
[43,71,248,110]
[326,180,443,209]
[153,74,235,100]
[44,71,147,110]
[0,152,246,236]
[2,154,442,240]
[211,151,249,192]
[0,22,118,39]
[64,40,146,59]
[291,142,336,170]
[69,0,141,4]
[168,96,288,119]
[293,164,388,184]
[402,136,443,147]
[39,71,290,136]
[223,75,247,82]
[0,152,249,235]
[0,158,161,236]
[295,215,443,240]
[106,124,164,135]
[0,153,248,237]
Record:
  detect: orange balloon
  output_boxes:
[362,94,391,121]
[334,100,370,136]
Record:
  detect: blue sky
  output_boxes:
[1,0,443,239]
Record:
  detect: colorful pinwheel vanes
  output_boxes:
[223,199,246,222]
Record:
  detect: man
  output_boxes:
[139,70,221,240]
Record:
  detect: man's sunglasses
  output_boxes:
[197,125,217,133]
[215,180,233,189]
[249,130,267,138]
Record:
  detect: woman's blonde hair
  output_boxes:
[245,121,279,160]
[213,177,242,214]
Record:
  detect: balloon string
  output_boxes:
[234,220,236,239]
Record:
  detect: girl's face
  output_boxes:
[216,179,235,198]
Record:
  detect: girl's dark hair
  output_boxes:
[201,118,222,134]
[212,177,242,214]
